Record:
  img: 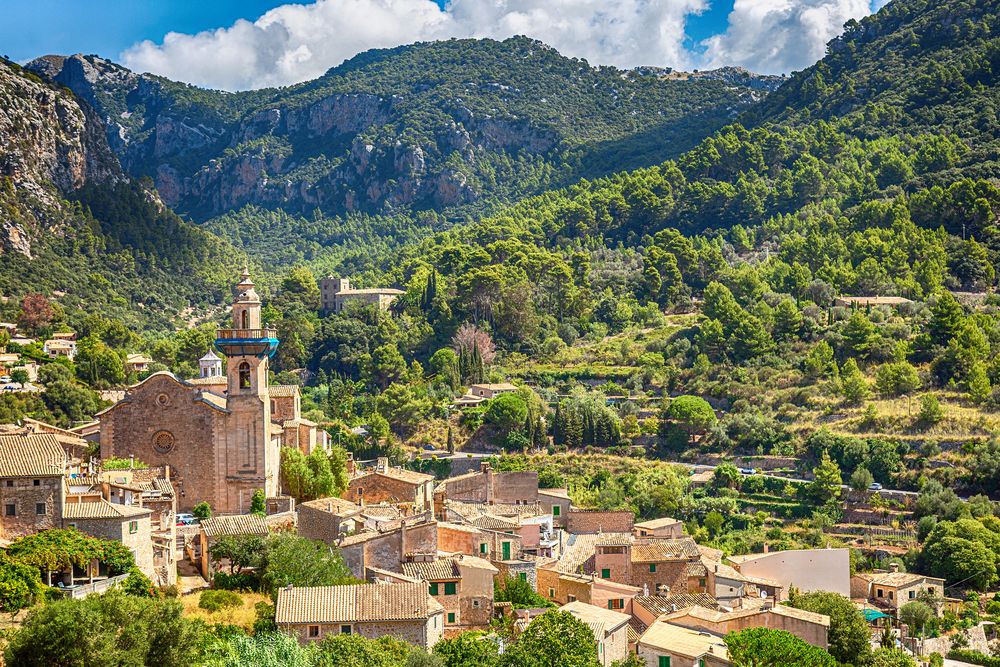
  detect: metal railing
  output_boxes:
[215,328,277,339]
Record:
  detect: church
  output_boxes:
[99,270,326,513]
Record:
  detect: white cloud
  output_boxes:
[121,0,877,91]
[700,0,872,74]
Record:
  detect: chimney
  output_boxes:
[480,461,492,473]
[763,543,769,554]
[889,562,900,573]
[346,452,356,476]
[164,464,171,481]
[376,457,389,473]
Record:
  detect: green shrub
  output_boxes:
[213,572,258,591]
[199,589,243,612]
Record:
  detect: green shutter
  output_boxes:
[649,563,656,573]
[552,505,560,516]
[601,568,610,579]
[444,582,457,595]
[502,541,511,560]
[447,613,455,624]
[518,572,527,582]
[659,656,671,667]
[429,583,439,595]
[479,542,488,554]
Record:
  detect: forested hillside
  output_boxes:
[28,38,776,221]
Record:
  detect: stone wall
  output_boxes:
[298,504,343,544]
[493,472,538,504]
[285,615,442,648]
[69,513,155,580]
[494,559,536,590]
[346,473,417,507]
[629,560,689,595]
[538,568,592,605]
[567,510,634,534]
[601,625,629,666]
[0,474,62,539]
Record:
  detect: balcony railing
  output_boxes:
[215,328,277,340]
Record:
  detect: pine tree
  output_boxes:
[447,425,455,454]
[552,403,564,446]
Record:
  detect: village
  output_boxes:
[0,271,992,667]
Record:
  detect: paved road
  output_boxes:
[677,461,919,497]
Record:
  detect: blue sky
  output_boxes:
[0,0,883,90]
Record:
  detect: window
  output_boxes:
[429,583,439,596]
[552,505,560,517]
[567,595,576,602]
[876,588,884,598]
[340,625,352,635]
[649,563,657,573]
[129,521,138,534]
[4,480,11,487]
[33,479,40,486]
[479,543,488,555]
[601,568,611,579]
[699,578,706,588]
[238,362,252,389]
[699,660,706,667]
[35,503,45,515]
[4,504,14,516]
[472,600,481,608]
[502,541,511,560]
[447,613,456,624]
[241,310,250,329]
[607,599,623,610]
[659,657,671,667]
[549,588,555,598]
[927,587,935,594]
[444,582,457,595]
[888,591,894,600]
[909,591,915,599]
[67,522,76,529]
[308,625,320,638]
[518,573,527,583]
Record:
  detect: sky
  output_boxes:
[1,0,892,91]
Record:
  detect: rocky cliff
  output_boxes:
[0,59,120,255]
[28,38,779,221]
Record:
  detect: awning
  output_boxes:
[864,609,890,622]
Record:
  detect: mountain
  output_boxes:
[0,59,241,329]
[749,0,999,182]
[28,38,781,220]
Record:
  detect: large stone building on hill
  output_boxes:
[99,270,326,513]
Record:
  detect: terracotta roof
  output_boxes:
[200,514,269,538]
[770,605,830,626]
[560,601,630,635]
[126,353,152,364]
[357,467,434,486]
[339,530,379,547]
[471,514,519,531]
[186,376,228,386]
[361,504,402,520]
[436,521,481,534]
[638,621,730,659]
[686,562,708,577]
[857,571,943,587]
[63,500,152,519]
[0,433,66,477]
[634,594,720,616]
[268,385,301,397]
[597,534,633,547]
[276,582,442,624]
[634,517,683,530]
[299,497,363,516]
[401,560,461,581]
[631,538,701,562]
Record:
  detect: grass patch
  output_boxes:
[181,590,269,630]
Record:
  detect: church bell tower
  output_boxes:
[213,267,281,508]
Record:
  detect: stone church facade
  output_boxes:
[99,270,325,513]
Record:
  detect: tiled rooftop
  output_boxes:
[276,582,441,624]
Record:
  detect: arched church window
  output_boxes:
[241,310,250,329]
[152,431,175,454]
[239,362,252,389]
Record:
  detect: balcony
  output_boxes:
[214,328,279,359]
[215,328,277,340]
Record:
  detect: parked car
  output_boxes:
[176,513,198,526]
[739,467,757,475]
[0,376,10,383]
[868,482,883,491]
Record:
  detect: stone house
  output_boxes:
[437,521,494,558]
[638,620,731,666]
[727,548,851,601]
[402,555,498,630]
[276,582,445,647]
[43,338,76,360]
[631,593,722,630]
[338,515,438,579]
[467,383,518,399]
[344,458,435,513]
[634,517,684,539]
[198,513,270,579]
[559,600,632,666]
[0,432,66,541]
[320,277,404,313]
[707,561,782,606]
[432,462,538,512]
[538,488,571,527]
[125,354,152,374]
[851,567,946,613]
[662,604,830,650]
[538,567,643,612]
[62,499,155,582]
[594,537,705,596]
[297,496,364,544]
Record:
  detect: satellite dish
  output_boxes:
[760,590,767,599]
